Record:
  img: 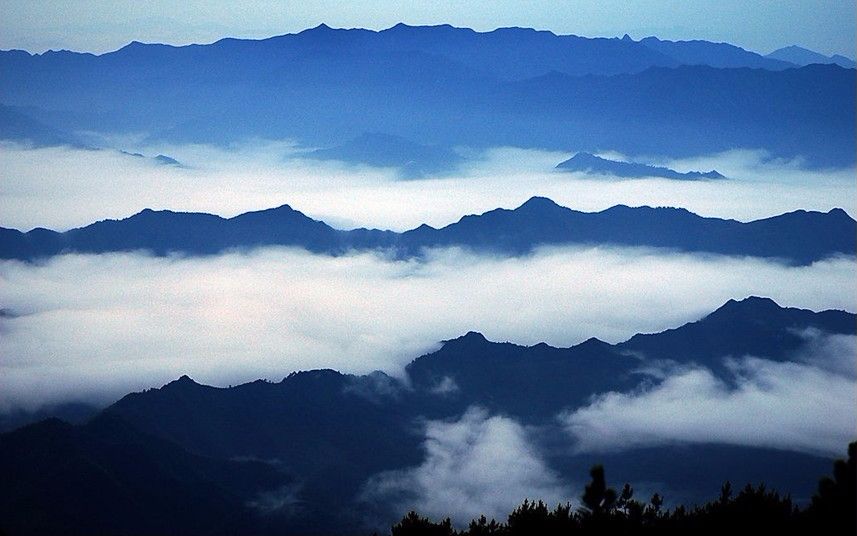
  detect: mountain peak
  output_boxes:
[129,207,163,219]
[708,296,783,319]
[578,336,610,349]
[162,374,200,390]
[827,207,854,220]
[517,196,562,211]
[442,331,489,348]
[461,330,488,341]
[766,45,856,68]
[227,203,302,221]
[558,152,725,181]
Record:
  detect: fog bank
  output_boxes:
[1,246,854,411]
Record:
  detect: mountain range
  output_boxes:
[2,22,855,536]
[556,152,725,180]
[304,132,462,178]
[2,197,853,265]
[1,297,852,534]
[766,45,856,68]
[1,24,854,167]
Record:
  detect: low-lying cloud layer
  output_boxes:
[561,332,857,458]
[1,142,854,232]
[1,246,854,411]
[361,407,569,526]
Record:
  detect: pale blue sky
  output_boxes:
[1,0,854,58]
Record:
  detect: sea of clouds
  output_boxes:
[1,142,854,232]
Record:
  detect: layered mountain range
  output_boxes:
[1,24,854,166]
[556,152,725,180]
[2,197,853,265]
[1,297,852,534]
[2,22,855,536]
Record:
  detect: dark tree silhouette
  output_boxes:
[580,465,617,516]
[391,511,455,536]
[506,500,576,535]
[804,441,856,534]
[466,515,503,536]
[386,442,857,536]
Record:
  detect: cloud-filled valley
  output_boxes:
[1,142,854,233]
[1,245,854,412]
[361,407,570,526]
[1,16,856,535]
[561,332,857,458]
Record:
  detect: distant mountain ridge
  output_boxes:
[305,132,462,178]
[1,24,854,166]
[766,45,856,68]
[556,152,725,180]
[1,198,854,264]
[637,36,794,69]
[1,297,852,534]
[0,103,84,147]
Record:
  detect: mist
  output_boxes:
[561,332,857,458]
[1,245,854,412]
[360,406,570,526]
[1,142,854,233]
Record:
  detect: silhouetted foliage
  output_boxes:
[804,441,857,535]
[580,465,616,516]
[387,442,857,536]
[466,515,503,536]
[391,512,455,536]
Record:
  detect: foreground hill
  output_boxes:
[1,297,853,534]
[0,415,290,536]
[2,198,854,264]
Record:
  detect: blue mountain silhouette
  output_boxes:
[557,152,725,180]
[1,297,851,534]
[766,45,856,68]
[1,25,853,166]
[305,132,462,178]
[3,198,853,265]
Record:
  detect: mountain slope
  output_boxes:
[2,198,854,264]
[766,45,856,68]
[639,36,794,69]
[619,296,856,373]
[397,198,855,263]
[0,104,83,147]
[104,371,426,533]
[305,132,462,178]
[2,297,853,534]
[0,415,289,536]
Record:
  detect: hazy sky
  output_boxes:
[1,0,854,57]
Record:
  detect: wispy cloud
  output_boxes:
[361,407,570,526]
[560,332,857,457]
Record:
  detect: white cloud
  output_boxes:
[0,143,854,232]
[360,407,569,525]
[560,334,857,457]
[0,246,853,412]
